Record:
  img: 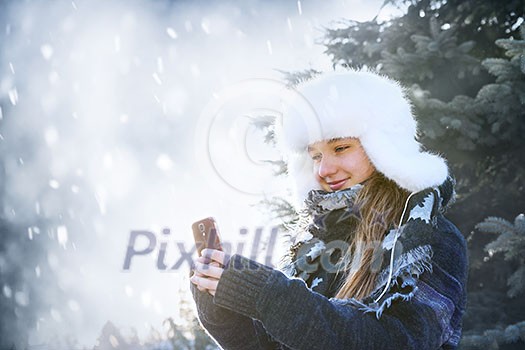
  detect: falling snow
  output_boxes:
[152,72,162,85]
[166,27,178,39]
[49,179,60,189]
[3,285,12,298]
[0,0,384,348]
[156,154,173,171]
[125,285,134,297]
[8,88,18,105]
[201,18,211,34]
[68,299,80,312]
[109,335,119,347]
[15,290,29,306]
[44,127,59,146]
[40,44,54,60]
[94,189,107,215]
[56,225,68,249]
[267,40,273,55]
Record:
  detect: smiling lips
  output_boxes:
[326,178,348,191]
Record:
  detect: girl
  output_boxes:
[190,70,468,349]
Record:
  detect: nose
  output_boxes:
[317,155,337,178]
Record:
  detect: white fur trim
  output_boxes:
[278,70,448,205]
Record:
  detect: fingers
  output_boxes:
[191,249,228,297]
[190,271,209,293]
[195,256,223,267]
[201,249,229,266]
[194,261,224,279]
[193,270,204,277]
[190,274,218,296]
[192,259,222,275]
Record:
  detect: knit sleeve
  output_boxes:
[213,219,467,350]
[190,280,279,349]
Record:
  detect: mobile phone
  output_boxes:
[192,217,222,256]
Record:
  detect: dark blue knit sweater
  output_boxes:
[191,184,468,349]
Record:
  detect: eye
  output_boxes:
[334,145,351,153]
[310,153,322,162]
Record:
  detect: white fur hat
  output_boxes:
[277,70,448,204]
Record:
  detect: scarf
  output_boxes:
[281,177,455,317]
[281,184,362,296]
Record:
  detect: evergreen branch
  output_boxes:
[257,196,297,225]
[508,265,525,298]
[246,115,275,130]
[478,213,525,298]
[494,23,525,58]
[260,159,287,177]
[476,216,515,235]
[482,58,519,82]
[275,69,322,88]
[484,231,516,257]
[459,320,525,349]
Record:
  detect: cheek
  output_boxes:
[364,164,375,178]
[350,153,375,175]
[361,158,376,177]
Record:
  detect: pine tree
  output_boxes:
[322,2,525,231]
[478,214,525,299]
[459,321,525,350]
[460,213,525,349]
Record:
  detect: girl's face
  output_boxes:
[308,137,375,192]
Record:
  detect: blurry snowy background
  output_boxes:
[0,0,388,348]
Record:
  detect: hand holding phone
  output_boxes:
[192,217,222,256]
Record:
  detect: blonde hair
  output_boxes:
[334,172,410,300]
